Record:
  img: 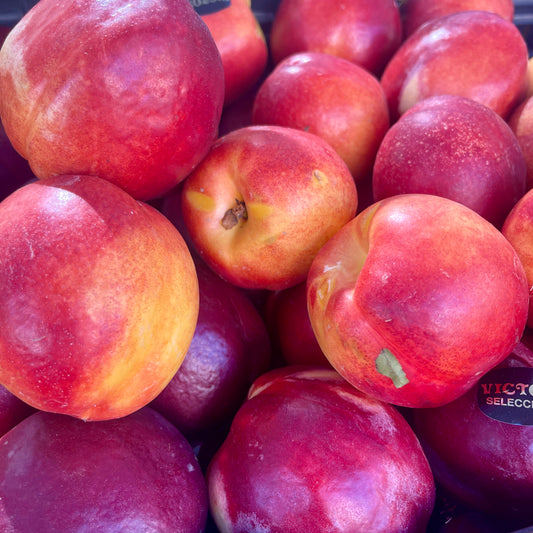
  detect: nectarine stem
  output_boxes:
[221,199,248,229]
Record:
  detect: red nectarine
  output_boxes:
[181,125,358,291]
[307,194,529,408]
[0,0,225,200]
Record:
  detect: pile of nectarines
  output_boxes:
[0,0,533,531]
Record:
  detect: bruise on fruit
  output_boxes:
[221,198,248,229]
[375,348,409,388]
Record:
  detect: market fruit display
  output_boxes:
[1,0,533,531]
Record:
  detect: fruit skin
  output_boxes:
[0,407,208,532]
[150,260,271,440]
[181,125,358,291]
[307,194,529,408]
[527,57,533,99]
[508,94,533,191]
[409,341,533,526]
[269,0,402,76]
[202,0,268,107]
[502,188,533,329]
[0,0,224,201]
[400,0,514,38]
[381,10,529,122]
[372,94,526,229]
[207,366,435,533]
[264,281,330,367]
[0,175,199,421]
[252,51,390,183]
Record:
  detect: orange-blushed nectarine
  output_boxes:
[0,175,199,421]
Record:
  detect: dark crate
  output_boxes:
[515,0,533,50]
[0,0,37,26]
[1,0,533,44]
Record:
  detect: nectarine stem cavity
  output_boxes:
[221,198,248,229]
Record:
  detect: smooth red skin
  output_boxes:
[372,94,526,229]
[202,0,268,107]
[269,0,402,76]
[508,95,533,191]
[409,343,533,525]
[207,366,435,533]
[502,188,533,329]
[264,282,330,367]
[0,385,35,438]
[0,408,208,532]
[400,0,514,38]
[150,260,271,440]
[252,51,390,183]
[0,121,35,202]
[307,194,529,408]
[0,175,199,421]
[381,11,528,122]
[0,0,224,201]
[181,125,358,291]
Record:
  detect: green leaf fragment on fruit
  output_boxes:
[375,349,409,388]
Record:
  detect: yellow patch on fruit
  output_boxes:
[312,169,329,186]
[314,275,337,311]
[246,201,273,220]
[399,71,421,116]
[262,232,284,245]
[185,189,216,212]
